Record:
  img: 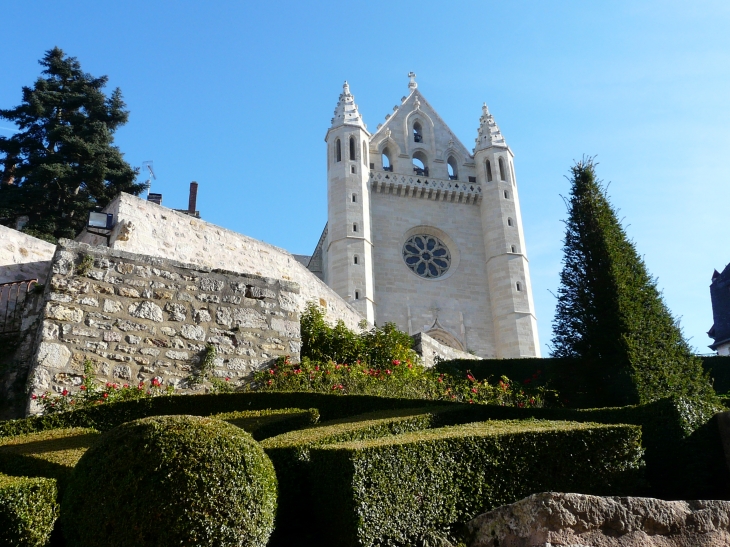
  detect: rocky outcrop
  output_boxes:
[465,492,730,547]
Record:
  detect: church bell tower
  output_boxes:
[324,82,375,323]
[473,104,540,357]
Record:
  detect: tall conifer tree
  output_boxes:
[0,48,143,242]
[551,158,714,405]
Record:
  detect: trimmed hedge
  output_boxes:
[310,420,644,547]
[0,428,99,494]
[62,415,278,547]
[702,355,730,395]
[261,407,441,546]
[213,408,320,440]
[0,392,452,440]
[433,395,729,499]
[0,474,58,547]
[440,356,730,405]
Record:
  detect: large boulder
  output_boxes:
[465,492,730,547]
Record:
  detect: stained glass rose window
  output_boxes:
[402,234,451,278]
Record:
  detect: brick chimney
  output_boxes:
[188,181,198,214]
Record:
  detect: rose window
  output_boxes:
[402,235,451,279]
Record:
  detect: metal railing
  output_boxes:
[0,279,37,334]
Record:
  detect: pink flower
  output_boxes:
[392,360,400,366]
[31,394,37,400]
[385,369,392,375]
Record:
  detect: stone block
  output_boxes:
[199,278,224,292]
[46,303,84,322]
[103,299,122,313]
[194,308,212,323]
[35,342,72,369]
[164,302,187,322]
[128,301,163,322]
[180,324,205,341]
[117,287,141,298]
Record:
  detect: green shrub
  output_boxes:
[0,474,58,547]
[256,356,550,407]
[301,302,418,368]
[62,415,277,547]
[212,408,319,440]
[261,407,440,546]
[702,355,730,396]
[310,420,644,547]
[0,428,99,494]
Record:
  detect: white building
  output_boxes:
[307,74,540,358]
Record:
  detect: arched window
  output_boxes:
[486,160,493,182]
[349,137,356,161]
[353,223,358,232]
[498,157,506,181]
[353,255,359,265]
[335,139,342,162]
[507,218,513,227]
[382,148,393,172]
[412,151,428,176]
[516,282,522,292]
[447,156,458,180]
[511,245,516,253]
[504,190,510,199]
[362,141,367,164]
[352,193,357,203]
[413,121,423,143]
[355,290,360,300]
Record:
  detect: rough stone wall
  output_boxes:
[26,240,301,414]
[75,193,364,331]
[412,332,479,368]
[0,225,56,284]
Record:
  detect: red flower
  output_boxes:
[471,388,477,394]
[385,369,392,375]
[524,379,531,385]
[80,385,87,391]
[267,379,273,385]
[437,377,443,383]
[31,394,37,400]
[269,369,275,375]
[467,374,475,382]
[518,402,525,408]
[225,377,230,382]
[103,393,109,398]
[392,360,401,366]
[62,389,69,396]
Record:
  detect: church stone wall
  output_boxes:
[26,240,300,414]
[412,332,479,368]
[76,193,364,331]
[0,225,56,284]
[370,191,497,358]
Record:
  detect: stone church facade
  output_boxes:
[307,74,540,358]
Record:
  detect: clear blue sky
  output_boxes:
[2,1,728,356]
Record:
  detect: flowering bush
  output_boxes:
[33,360,174,414]
[253,356,548,407]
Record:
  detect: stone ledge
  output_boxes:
[466,492,730,547]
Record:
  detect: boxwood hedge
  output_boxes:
[62,415,278,547]
[261,407,441,546]
[0,392,450,440]
[212,408,319,440]
[0,474,57,547]
[0,428,100,494]
[309,420,644,547]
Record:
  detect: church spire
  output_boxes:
[474,103,506,152]
[330,81,366,131]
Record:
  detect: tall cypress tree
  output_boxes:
[551,158,715,405]
[0,47,143,242]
